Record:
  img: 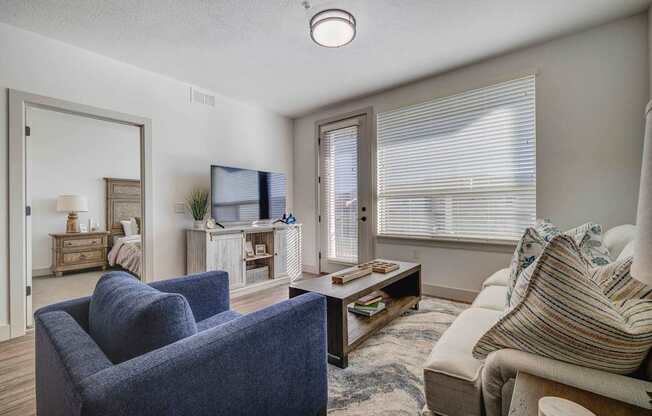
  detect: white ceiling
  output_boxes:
[0,0,650,117]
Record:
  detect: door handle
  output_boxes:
[360,216,367,222]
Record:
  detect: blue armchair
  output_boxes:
[35,271,328,416]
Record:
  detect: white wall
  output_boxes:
[0,23,293,330]
[27,107,140,273]
[293,14,649,299]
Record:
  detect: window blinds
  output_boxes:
[320,125,359,263]
[376,75,536,242]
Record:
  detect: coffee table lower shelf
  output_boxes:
[348,295,419,351]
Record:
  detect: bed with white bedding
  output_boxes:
[104,177,142,277]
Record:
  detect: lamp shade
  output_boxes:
[56,195,88,213]
[632,100,652,285]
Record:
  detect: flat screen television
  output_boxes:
[211,165,287,223]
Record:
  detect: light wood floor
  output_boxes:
[0,282,292,416]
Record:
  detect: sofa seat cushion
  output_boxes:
[482,268,510,288]
[424,307,502,416]
[472,286,508,311]
[89,272,197,363]
[197,310,242,332]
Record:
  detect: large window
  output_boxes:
[376,76,536,242]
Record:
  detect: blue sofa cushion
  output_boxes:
[89,272,197,363]
[196,310,242,332]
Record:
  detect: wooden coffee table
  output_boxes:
[289,260,421,368]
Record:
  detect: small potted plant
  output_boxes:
[186,189,209,229]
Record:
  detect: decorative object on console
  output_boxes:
[186,188,209,229]
[632,100,652,285]
[205,218,219,229]
[245,241,255,258]
[79,224,88,233]
[88,217,99,232]
[56,194,88,233]
[255,244,267,256]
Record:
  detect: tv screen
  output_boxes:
[211,165,286,223]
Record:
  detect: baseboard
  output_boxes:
[422,283,478,304]
[302,264,319,274]
[32,267,53,277]
[230,276,290,299]
[0,324,11,342]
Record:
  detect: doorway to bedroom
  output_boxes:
[25,106,142,320]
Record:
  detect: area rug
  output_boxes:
[327,297,468,415]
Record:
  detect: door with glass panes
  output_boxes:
[318,113,373,273]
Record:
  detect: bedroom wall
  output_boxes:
[293,13,649,300]
[27,107,140,274]
[0,23,293,336]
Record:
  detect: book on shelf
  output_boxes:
[348,301,386,317]
[355,292,383,306]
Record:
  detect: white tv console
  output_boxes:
[186,223,302,296]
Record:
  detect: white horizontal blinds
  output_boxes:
[321,124,359,263]
[377,75,536,241]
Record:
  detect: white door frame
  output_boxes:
[315,107,375,273]
[8,89,154,339]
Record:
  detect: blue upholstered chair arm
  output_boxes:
[78,293,327,416]
[148,271,230,322]
[35,297,91,331]
[35,311,113,416]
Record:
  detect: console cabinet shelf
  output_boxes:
[186,224,302,292]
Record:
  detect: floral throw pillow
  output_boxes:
[566,222,611,266]
[506,220,561,306]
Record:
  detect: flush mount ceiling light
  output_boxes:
[310,9,356,48]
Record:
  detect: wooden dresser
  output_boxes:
[50,231,109,276]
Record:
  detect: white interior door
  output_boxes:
[25,108,33,327]
[318,114,374,273]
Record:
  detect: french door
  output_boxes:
[318,112,374,273]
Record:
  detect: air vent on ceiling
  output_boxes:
[190,87,216,107]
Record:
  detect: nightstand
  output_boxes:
[49,231,109,276]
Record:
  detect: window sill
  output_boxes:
[376,234,517,253]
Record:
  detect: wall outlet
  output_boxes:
[175,202,185,214]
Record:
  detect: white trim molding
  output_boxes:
[422,283,478,304]
[8,89,154,339]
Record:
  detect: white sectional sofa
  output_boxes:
[422,224,652,416]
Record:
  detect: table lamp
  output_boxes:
[632,101,652,285]
[56,195,88,233]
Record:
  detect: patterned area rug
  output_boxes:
[327,297,468,415]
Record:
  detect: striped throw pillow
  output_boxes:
[473,235,652,374]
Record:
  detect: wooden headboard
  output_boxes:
[104,177,142,247]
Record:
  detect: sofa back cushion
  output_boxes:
[603,224,636,260]
[89,272,197,363]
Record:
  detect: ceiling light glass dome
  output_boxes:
[310,9,356,48]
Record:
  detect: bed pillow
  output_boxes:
[474,235,652,374]
[566,222,611,266]
[89,272,197,363]
[120,218,138,236]
[506,220,561,305]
